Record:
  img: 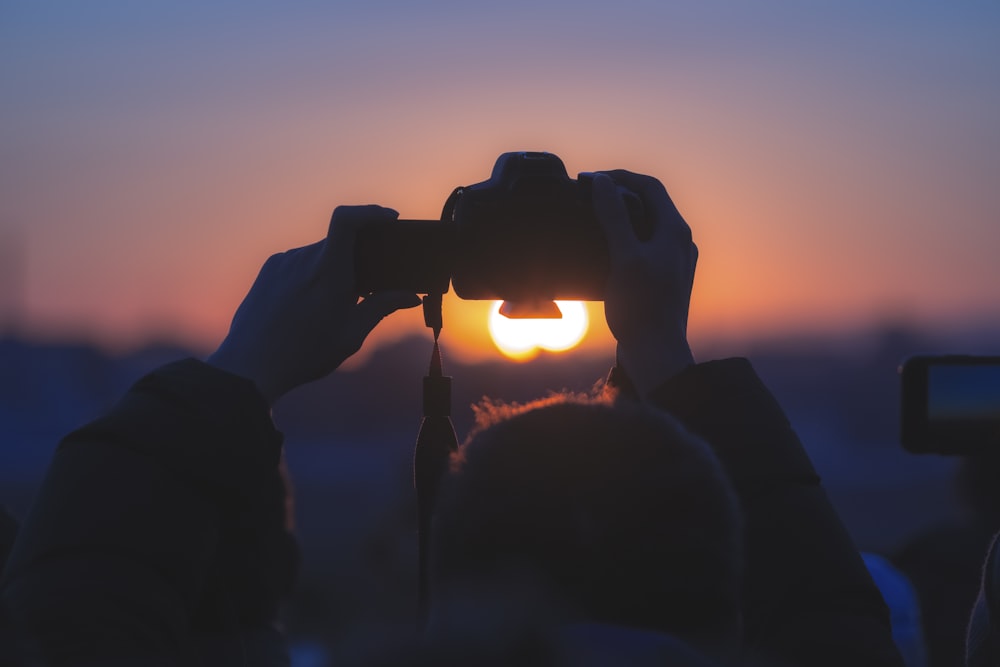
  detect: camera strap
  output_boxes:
[414,292,458,622]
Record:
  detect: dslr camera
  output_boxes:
[354,151,646,316]
[901,355,1000,455]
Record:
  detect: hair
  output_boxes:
[428,391,743,647]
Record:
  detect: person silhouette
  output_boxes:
[1,172,902,666]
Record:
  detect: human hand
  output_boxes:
[207,205,421,404]
[590,171,697,398]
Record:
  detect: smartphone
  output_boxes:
[901,355,1000,454]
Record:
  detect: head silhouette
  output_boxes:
[428,393,743,651]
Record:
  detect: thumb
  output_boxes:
[353,291,422,335]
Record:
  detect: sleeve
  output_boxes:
[640,357,904,667]
[967,532,1000,667]
[0,359,298,666]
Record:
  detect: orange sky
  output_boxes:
[2,3,999,363]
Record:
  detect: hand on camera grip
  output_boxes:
[589,170,696,399]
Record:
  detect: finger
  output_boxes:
[350,291,422,337]
[591,173,638,258]
[325,205,400,284]
[600,170,689,243]
[600,170,676,212]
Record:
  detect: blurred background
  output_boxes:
[2,1,999,664]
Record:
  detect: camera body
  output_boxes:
[900,355,1000,455]
[354,151,621,303]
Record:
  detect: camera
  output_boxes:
[353,151,646,312]
[900,355,1000,454]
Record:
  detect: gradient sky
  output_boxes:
[2,1,999,363]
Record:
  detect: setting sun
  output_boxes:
[487,301,590,360]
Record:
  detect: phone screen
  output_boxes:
[928,364,1000,421]
[901,355,1000,454]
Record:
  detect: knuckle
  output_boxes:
[262,252,286,269]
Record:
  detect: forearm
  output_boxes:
[644,358,902,666]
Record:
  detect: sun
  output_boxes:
[487,301,590,360]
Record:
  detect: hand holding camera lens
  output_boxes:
[208,205,421,403]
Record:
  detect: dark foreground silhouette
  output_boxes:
[0,167,970,665]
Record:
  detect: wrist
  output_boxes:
[615,337,694,400]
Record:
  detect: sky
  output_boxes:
[2,1,999,363]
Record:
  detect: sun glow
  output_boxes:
[487,300,589,360]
